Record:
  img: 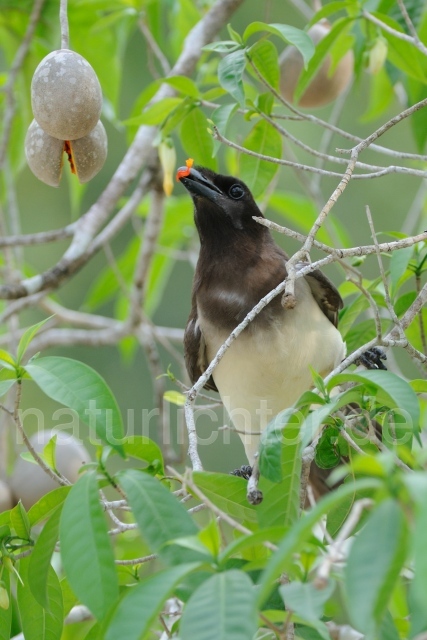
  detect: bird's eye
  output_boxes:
[229,184,245,199]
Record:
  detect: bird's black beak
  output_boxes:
[177,166,222,203]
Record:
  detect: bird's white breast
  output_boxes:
[198,277,346,463]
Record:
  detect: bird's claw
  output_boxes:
[355,347,387,370]
[230,465,252,480]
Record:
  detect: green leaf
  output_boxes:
[280,580,335,639]
[117,469,198,560]
[240,120,282,197]
[163,75,199,98]
[329,370,420,443]
[104,564,200,640]
[180,571,258,640]
[212,103,237,155]
[248,40,279,90]
[28,486,72,526]
[259,408,301,483]
[0,350,16,370]
[163,390,187,406]
[123,436,164,475]
[345,499,408,634]
[0,571,11,640]
[404,474,427,634]
[308,1,356,26]
[123,97,183,127]
[257,418,301,527]
[59,471,119,619]
[16,317,52,364]
[295,18,354,102]
[218,526,286,564]
[28,506,62,610]
[10,501,31,540]
[257,478,382,606]
[43,434,57,471]
[243,22,314,66]
[218,49,246,107]
[203,41,241,53]
[192,472,257,524]
[17,558,63,640]
[180,107,217,170]
[360,67,394,122]
[0,379,15,398]
[390,246,413,296]
[26,357,125,456]
[372,12,427,82]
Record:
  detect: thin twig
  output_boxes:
[60,0,69,49]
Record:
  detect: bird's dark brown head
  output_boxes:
[177,165,264,239]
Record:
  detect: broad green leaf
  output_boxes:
[104,564,200,640]
[408,78,427,152]
[203,41,241,53]
[60,471,119,619]
[329,370,420,443]
[372,12,427,82]
[0,571,11,640]
[248,40,279,90]
[123,436,164,474]
[257,478,382,606]
[28,486,71,526]
[0,379,15,398]
[180,107,217,170]
[259,408,301,483]
[29,506,62,610]
[26,357,125,456]
[218,49,246,108]
[212,103,237,155]
[240,120,282,197]
[10,501,31,540]
[308,1,356,26]
[344,319,380,353]
[163,75,199,98]
[192,472,257,524]
[117,469,198,559]
[163,390,186,406]
[123,97,183,127]
[360,67,394,122]
[280,580,335,639]
[390,246,413,296]
[16,317,52,364]
[404,474,427,635]
[17,558,63,640]
[43,434,57,471]
[0,350,16,369]
[243,22,314,66]
[218,526,286,564]
[345,499,408,634]
[295,18,354,102]
[410,379,427,393]
[180,571,257,640]
[337,293,371,338]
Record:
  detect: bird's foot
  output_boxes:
[355,347,387,370]
[230,465,252,480]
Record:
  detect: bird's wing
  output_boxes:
[305,270,343,328]
[184,304,218,392]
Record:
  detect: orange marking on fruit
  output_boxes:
[64,140,76,175]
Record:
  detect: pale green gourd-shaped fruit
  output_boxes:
[25,119,107,186]
[31,49,102,140]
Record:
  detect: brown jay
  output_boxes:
[178,165,383,485]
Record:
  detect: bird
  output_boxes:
[177,164,383,489]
